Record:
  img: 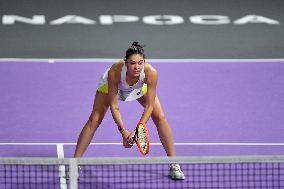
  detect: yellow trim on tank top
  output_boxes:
[97,83,108,94]
[97,83,148,95]
[142,83,147,95]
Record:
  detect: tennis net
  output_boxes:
[0,155,284,189]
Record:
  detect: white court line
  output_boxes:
[0,58,284,63]
[56,143,65,157]
[1,142,284,146]
[56,144,67,189]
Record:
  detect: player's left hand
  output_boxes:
[127,129,137,145]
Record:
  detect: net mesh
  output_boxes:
[0,156,284,189]
[1,164,68,189]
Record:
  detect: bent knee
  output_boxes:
[88,112,103,128]
[151,113,167,125]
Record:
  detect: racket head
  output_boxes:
[135,123,150,155]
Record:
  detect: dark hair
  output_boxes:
[124,41,145,61]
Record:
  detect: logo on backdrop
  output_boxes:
[1,15,280,25]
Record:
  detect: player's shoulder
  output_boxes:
[144,63,157,85]
[108,60,124,81]
[144,63,157,77]
[110,60,124,72]
[109,60,124,74]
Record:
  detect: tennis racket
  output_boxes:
[134,122,150,156]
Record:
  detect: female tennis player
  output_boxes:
[74,41,185,180]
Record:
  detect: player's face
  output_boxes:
[126,54,145,78]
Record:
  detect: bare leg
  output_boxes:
[137,96,176,157]
[138,96,185,180]
[74,91,109,157]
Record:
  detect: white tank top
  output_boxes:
[98,63,146,101]
[118,63,145,101]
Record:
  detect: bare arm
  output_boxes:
[108,65,134,148]
[139,65,158,124]
[108,65,124,131]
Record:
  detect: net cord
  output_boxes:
[1,155,284,165]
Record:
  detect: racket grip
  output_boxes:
[132,134,137,143]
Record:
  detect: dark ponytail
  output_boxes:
[124,41,145,61]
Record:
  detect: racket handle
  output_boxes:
[132,133,137,143]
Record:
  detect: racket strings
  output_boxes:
[137,126,148,153]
